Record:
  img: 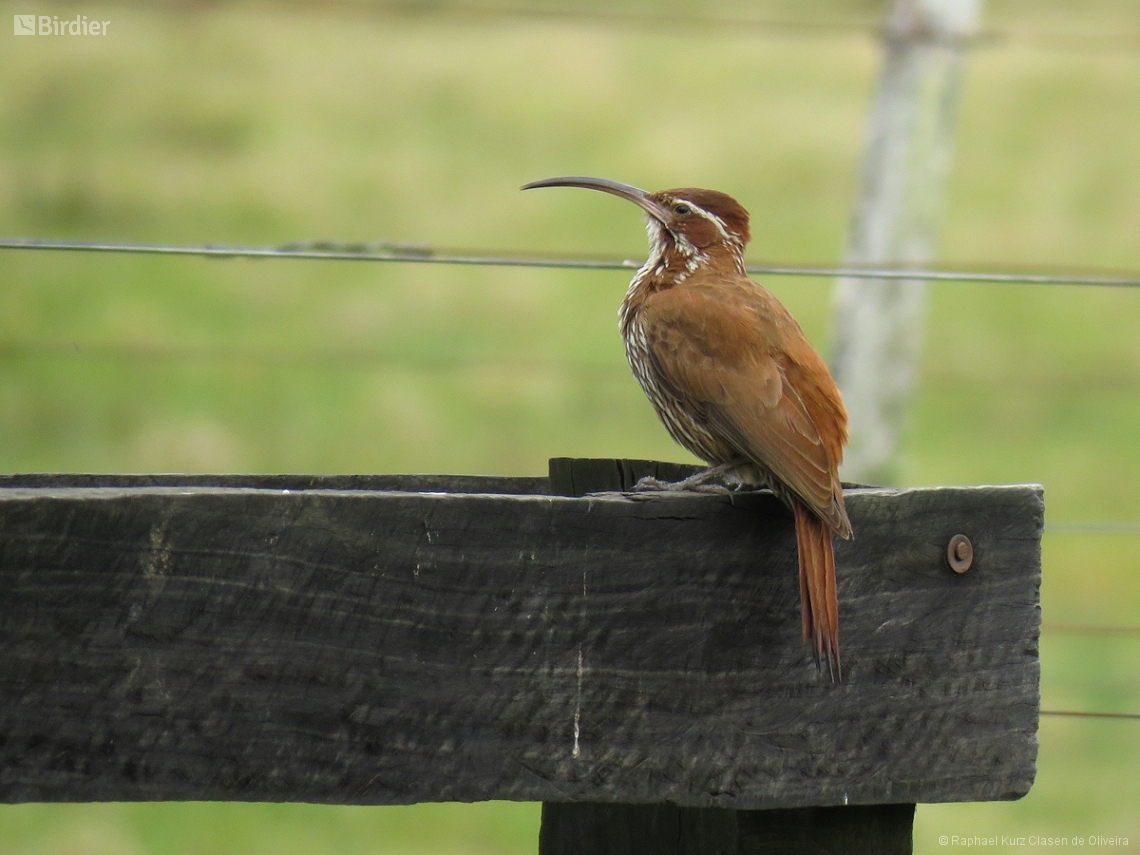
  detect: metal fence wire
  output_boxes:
[4,237,1140,287]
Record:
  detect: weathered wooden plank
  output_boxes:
[541,460,918,854]
[0,472,549,494]
[539,802,916,855]
[0,470,1041,807]
[547,457,701,496]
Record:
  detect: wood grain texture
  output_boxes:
[543,461,918,854]
[539,802,915,855]
[0,464,1041,807]
[547,457,701,496]
[0,472,550,494]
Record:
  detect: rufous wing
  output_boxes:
[640,282,850,537]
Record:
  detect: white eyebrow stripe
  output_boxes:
[675,199,734,244]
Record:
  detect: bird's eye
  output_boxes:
[674,203,692,215]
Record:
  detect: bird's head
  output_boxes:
[522,176,751,265]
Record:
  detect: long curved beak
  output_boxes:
[521,176,670,224]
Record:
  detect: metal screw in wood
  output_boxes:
[947,534,973,573]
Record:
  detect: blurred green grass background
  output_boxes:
[1,0,1138,852]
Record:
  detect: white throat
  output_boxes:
[641,218,705,282]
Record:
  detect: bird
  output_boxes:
[522,176,852,680]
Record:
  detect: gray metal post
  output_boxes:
[830,0,982,485]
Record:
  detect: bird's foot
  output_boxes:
[632,475,733,495]
[630,460,746,495]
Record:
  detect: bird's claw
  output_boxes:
[631,474,735,495]
[685,482,734,495]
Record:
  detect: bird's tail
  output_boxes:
[794,499,841,681]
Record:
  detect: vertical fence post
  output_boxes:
[538,459,917,855]
[829,0,982,485]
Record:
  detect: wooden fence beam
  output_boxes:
[0,462,1041,810]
